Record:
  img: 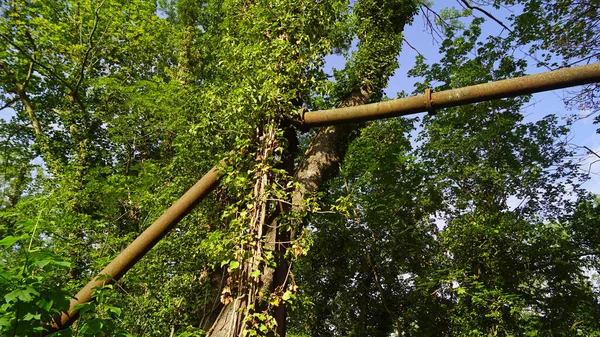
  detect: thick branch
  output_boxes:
[14,86,61,176]
[0,59,62,176]
[23,60,34,88]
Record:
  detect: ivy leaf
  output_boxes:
[229,260,240,271]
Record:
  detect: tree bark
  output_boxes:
[293,83,373,207]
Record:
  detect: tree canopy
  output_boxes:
[1,0,599,336]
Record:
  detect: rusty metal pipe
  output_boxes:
[49,165,221,332]
[303,63,600,127]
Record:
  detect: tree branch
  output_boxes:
[0,60,62,176]
[419,5,448,43]
[458,0,513,33]
[23,60,34,88]
[0,97,18,112]
[562,52,600,68]
[584,146,600,160]
[0,59,18,84]
[403,38,425,58]
[421,3,450,28]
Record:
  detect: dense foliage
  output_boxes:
[1,0,599,336]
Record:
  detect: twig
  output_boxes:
[562,52,600,68]
[458,0,513,33]
[0,97,18,111]
[588,160,600,175]
[421,3,450,28]
[584,146,600,160]
[419,5,446,44]
[403,38,425,58]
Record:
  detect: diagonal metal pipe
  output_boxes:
[47,62,600,334]
[302,62,600,127]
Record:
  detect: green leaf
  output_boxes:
[32,258,71,270]
[5,287,40,303]
[23,312,41,321]
[0,236,21,248]
[229,260,240,271]
[79,318,103,335]
[105,305,122,317]
[73,302,96,315]
[0,316,10,328]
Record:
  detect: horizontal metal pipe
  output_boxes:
[49,165,221,332]
[303,62,600,127]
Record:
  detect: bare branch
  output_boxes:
[23,60,34,88]
[458,0,513,33]
[419,6,445,44]
[421,3,450,28]
[403,38,425,58]
[588,159,600,175]
[562,52,600,68]
[584,146,600,160]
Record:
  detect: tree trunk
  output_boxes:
[293,83,373,208]
[206,0,417,333]
[207,85,372,337]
